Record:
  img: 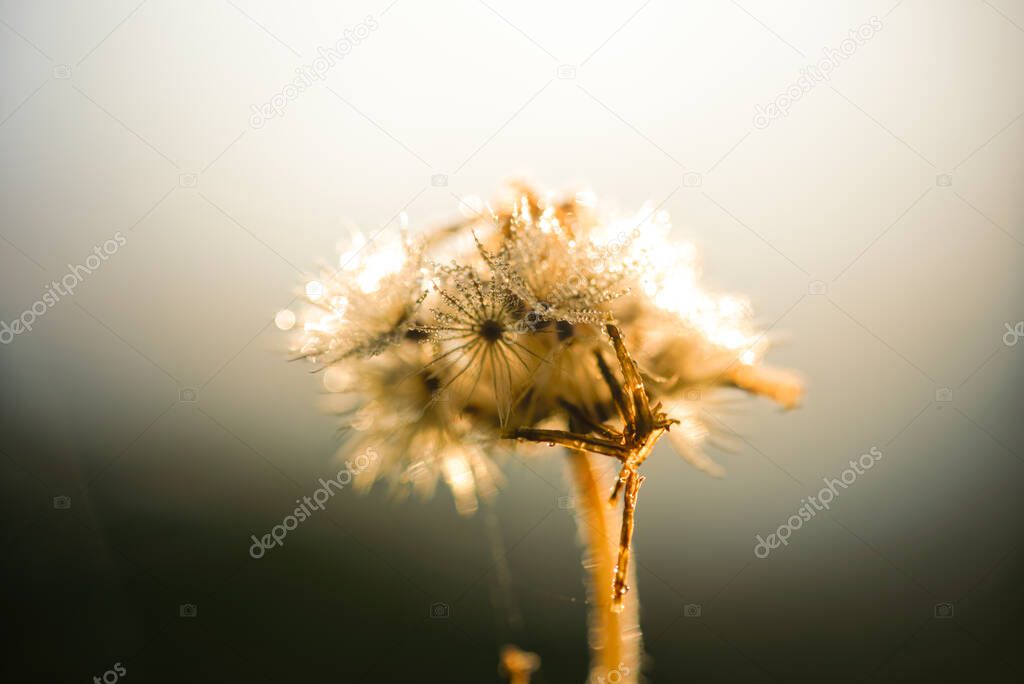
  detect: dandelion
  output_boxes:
[282,183,802,682]
[414,260,544,427]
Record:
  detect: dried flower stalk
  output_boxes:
[508,322,674,611]
[282,183,803,681]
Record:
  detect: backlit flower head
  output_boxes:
[287,226,427,366]
[283,183,802,518]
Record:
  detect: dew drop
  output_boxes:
[305,280,324,300]
[274,309,296,331]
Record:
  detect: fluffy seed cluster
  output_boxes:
[282,183,802,515]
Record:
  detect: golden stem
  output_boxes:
[568,450,641,684]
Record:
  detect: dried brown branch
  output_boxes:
[504,427,630,458]
[506,323,675,613]
[612,469,644,611]
[557,398,622,440]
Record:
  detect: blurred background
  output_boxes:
[2,0,1023,681]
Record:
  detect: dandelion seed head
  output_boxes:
[286,182,802,512]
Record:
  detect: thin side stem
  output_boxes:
[507,427,630,458]
[611,470,644,612]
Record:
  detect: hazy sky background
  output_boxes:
[2,1,1023,681]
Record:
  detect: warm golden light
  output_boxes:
[283,184,802,682]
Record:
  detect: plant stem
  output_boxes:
[567,450,642,684]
